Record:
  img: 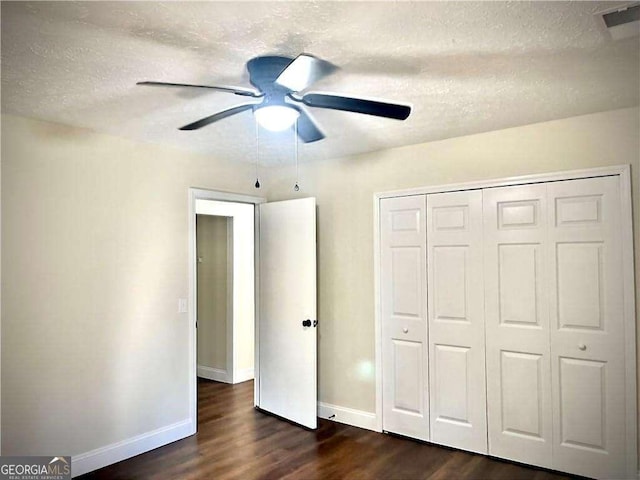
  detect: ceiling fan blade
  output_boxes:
[296,93,411,120]
[275,54,338,92]
[137,81,263,98]
[293,107,325,143]
[179,103,258,130]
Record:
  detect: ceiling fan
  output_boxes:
[137,54,412,143]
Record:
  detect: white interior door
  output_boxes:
[258,197,317,429]
[547,177,626,479]
[380,195,430,440]
[427,190,487,453]
[483,184,553,467]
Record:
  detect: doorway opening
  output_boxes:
[196,207,254,384]
[188,188,318,434]
[196,214,232,383]
[188,189,265,431]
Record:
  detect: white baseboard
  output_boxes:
[71,418,193,477]
[197,365,231,383]
[317,401,378,432]
[233,367,254,384]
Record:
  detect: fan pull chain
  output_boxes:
[294,120,300,192]
[254,117,261,189]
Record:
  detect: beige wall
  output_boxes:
[265,106,640,413]
[1,114,257,456]
[196,215,229,372]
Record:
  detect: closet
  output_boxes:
[379,170,636,479]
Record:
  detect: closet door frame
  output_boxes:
[373,164,636,478]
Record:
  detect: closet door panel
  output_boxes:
[484,184,553,467]
[433,344,471,424]
[427,190,487,453]
[381,195,429,440]
[498,243,541,326]
[548,177,626,479]
[433,246,468,321]
[499,351,545,439]
[391,339,424,414]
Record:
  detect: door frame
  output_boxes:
[188,188,266,434]
[373,164,636,476]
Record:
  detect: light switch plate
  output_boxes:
[178,298,188,313]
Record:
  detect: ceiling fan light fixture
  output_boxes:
[254,105,299,131]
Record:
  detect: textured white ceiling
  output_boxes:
[2,1,639,165]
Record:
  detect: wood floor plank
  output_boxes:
[78,379,587,480]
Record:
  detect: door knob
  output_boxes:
[578,344,587,351]
[302,319,312,327]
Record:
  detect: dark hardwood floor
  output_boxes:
[79,379,584,479]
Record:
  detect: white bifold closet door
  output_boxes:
[483,183,553,467]
[380,195,430,441]
[547,177,626,479]
[484,177,627,479]
[380,174,631,479]
[426,190,487,453]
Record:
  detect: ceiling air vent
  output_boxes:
[596,3,640,40]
